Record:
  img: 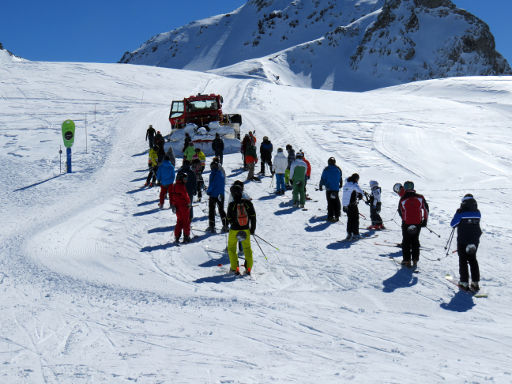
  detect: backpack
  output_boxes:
[236,202,249,226]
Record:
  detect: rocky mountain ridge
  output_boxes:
[120,0,511,91]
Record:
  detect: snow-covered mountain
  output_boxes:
[120,0,511,91]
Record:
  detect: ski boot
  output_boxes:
[458,281,470,290]
[231,267,241,276]
[183,235,191,244]
[401,260,412,267]
[470,281,480,291]
[206,226,216,233]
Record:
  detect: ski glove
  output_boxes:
[170,205,176,213]
[343,206,348,213]
[319,185,323,191]
[421,220,427,227]
[250,227,255,235]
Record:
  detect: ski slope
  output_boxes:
[1,54,512,383]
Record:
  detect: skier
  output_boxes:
[241,134,251,169]
[206,160,228,232]
[191,158,204,202]
[183,133,192,152]
[212,133,224,164]
[176,160,197,219]
[226,184,257,275]
[183,142,196,162]
[154,131,165,151]
[285,144,295,189]
[146,124,156,149]
[169,172,191,244]
[156,155,176,209]
[272,148,288,195]
[397,181,429,267]
[366,180,384,229]
[450,194,482,291]
[319,157,342,222]
[259,136,273,175]
[192,147,206,171]
[342,173,364,240]
[165,143,176,166]
[289,152,308,208]
[300,151,312,198]
[228,180,251,204]
[144,145,159,187]
[244,137,259,182]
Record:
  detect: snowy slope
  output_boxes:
[120,0,511,91]
[1,58,512,383]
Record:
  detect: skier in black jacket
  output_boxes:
[450,194,482,291]
[259,136,273,175]
[146,125,156,148]
[212,133,224,164]
[177,160,197,219]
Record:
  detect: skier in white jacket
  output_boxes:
[342,173,365,240]
[272,148,288,195]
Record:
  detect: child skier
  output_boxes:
[342,173,365,240]
[191,158,204,202]
[226,184,257,275]
[144,145,159,187]
[366,180,384,230]
[450,194,482,291]
[156,155,175,209]
[169,172,191,244]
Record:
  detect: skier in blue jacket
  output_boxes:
[206,161,228,232]
[156,155,175,209]
[450,194,482,291]
[319,157,343,222]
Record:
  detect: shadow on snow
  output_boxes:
[14,174,62,192]
[440,291,476,312]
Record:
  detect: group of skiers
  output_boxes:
[143,125,482,288]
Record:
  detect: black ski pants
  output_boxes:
[208,195,227,229]
[401,223,421,262]
[346,205,359,235]
[458,243,480,283]
[146,165,157,185]
[370,206,383,226]
[326,190,341,220]
[260,155,272,174]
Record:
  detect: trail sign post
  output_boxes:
[61,120,75,173]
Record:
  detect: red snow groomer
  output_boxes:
[169,93,241,139]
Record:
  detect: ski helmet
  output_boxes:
[369,180,378,188]
[277,148,283,152]
[404,181,414,191]
[295,152,303,159]
[177,172,188,183]
[230,184,243,202]
[462,193,474,202]
[328,157,336,166]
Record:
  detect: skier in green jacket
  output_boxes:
[289,152,308,208]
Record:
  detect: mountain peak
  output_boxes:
[120,0,511,91]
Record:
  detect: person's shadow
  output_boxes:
[440,291,476,312]
[382,266,418,293]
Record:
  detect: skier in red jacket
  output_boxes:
[169,172,191,244]
[397,181,429,267]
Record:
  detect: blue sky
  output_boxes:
[1,0,510,65]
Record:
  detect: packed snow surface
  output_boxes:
[1,57,512,383]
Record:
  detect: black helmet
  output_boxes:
[230,184,243,202]
[328,157,336,166]
[404,181,414,191]
[176,172,188,183]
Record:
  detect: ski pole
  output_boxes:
[425,226,441,238]
[444,227,455,250]
[59,146,62,174]
[253,234,279,251]
[252,234,268,262]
